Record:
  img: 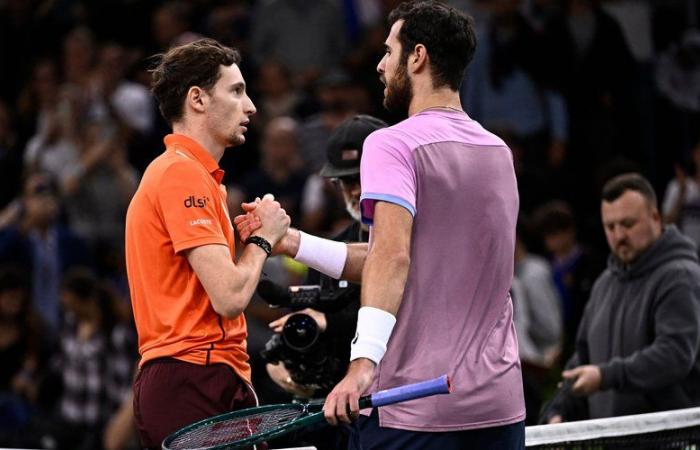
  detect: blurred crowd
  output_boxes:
[0,0,699,448]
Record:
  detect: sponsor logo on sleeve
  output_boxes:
[184,195,210,208]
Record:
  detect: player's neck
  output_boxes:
[172,122,225,163]
[408,88,462,117]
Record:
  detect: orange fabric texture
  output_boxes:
[125,134,250,383]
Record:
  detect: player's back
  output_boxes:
[360,108,524,431]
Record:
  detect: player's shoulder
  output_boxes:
[139,153,208,200]
[363,122,414,152]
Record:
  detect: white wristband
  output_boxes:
[294,231,348,279]
[350,306,396,365]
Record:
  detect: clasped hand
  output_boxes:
[234,194,290,247]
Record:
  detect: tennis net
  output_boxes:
[526,407,700,449]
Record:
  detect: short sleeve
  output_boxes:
[157,161,227,254]
[360,129,417,225]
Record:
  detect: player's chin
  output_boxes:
[228,133,245,147]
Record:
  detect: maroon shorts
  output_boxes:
[133,357,258,449]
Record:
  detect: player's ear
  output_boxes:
[409,44,428,73]
[186,86,207,113]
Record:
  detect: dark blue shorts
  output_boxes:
[349,408,525,450]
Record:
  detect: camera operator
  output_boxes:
[262,115,387,400]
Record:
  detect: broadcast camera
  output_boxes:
[256,277,356,311]
[257,278,359,393]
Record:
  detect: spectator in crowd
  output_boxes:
[543,173,700,423]
[62,26,97,90]
[663,141,700,249]
[0,173,89,335]
[254,61,303,129]
[251,0,348,87]
[532,200,603,360]
[86,43,154,137]
[655,28,700,185]
[345,23,399,123]
[151,1,192,52]
[501,130,551,215]
[512,221,562,425]
[62,121,138,251]
[540,0,637,215]
[23,85,82,187]
[298,70,358,173]
[514,222,563,367]
[0,101,22,209]
[15,59,62,150]
[0,267,45,445]
[43,269,136,450]
[202,2,251,51]
[103,389,138,450]
[462,0,569,171]
[230,117,308,224]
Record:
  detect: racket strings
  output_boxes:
[167,407,305,449]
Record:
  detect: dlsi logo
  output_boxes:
[184,195,209,208]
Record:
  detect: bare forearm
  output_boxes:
[226,245,269,313]
[360,247,410,315]
[187,243,268,318]
[341,243,368,282]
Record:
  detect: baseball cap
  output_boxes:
[319,115,388,178]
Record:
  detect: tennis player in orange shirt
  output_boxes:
[125,38,289,449]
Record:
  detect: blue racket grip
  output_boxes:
[366,375,451,408]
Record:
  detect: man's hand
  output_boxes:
[241,194,290,246]
[266,362,315,398]
[234,197,300,256]
[269,308,327,333]
[548,415,563,424]
[323,358,375,425]
[233,201,262,242]
[562,365,602,396]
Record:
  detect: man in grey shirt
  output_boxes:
[544,173,700,422]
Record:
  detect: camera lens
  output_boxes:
[282,313,320,352]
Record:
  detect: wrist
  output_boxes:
[283,228,301,257]
[251,230,275,245]
[294,231,347,279]
[350,357,376,371]
[246,235,272,257]
[350,306,396,365]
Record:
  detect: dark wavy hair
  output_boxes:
[150,38,241,125]
[601,173,658,208]
[388,0,476,91]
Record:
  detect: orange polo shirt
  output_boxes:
[125,133,251,383]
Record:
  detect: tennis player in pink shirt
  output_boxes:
[235,1,525,448]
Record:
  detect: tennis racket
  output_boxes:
[162,374,451,450]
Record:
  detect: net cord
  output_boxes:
[526,407,700,446]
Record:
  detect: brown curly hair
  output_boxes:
[150,38,241,126]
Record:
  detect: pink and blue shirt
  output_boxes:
[360,108,525,431]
